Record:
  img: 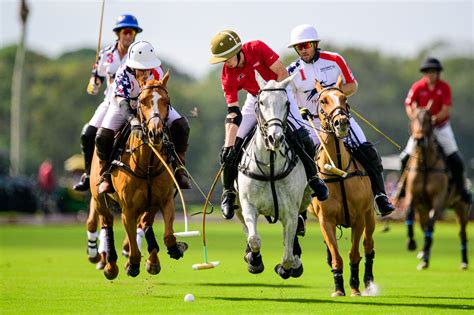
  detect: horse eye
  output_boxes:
[259,101,264,105]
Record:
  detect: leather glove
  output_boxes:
[300,107,312,121]
[130,118,142,139]
[86,77,101,95]
[220,146,236,165]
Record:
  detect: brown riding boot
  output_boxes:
[175,151,191,189]
[98,159,113,194]
[170,117,191,189]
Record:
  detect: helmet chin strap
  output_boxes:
[236,50,242,66]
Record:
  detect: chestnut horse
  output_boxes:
[405,106,469,270]
[308,76,376,297]
[89,72,188,280]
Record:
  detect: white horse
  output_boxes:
[236,71,310,279]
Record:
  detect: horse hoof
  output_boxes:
[168,242,188,260]
[274,264,291,280]
[125,262,140,277]
[104,263,119,280]
[331,290,345,297]
[351,289,361,297]
[146,260,161,275]
[290,263,304,278]
[88,254,101,264]
[244,252,264,274]
[407,239,417,251]
[417,261,429,270]
[460,262,468,270]
[416,251,425,260]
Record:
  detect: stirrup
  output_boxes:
[374,193,395,216]
[73,173,90,191]
[296,215,306,237]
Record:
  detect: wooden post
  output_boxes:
[9,0,29,176]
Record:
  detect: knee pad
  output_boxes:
[81,124,98,150]
[95,128,115,161]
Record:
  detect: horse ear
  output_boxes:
[336,75,343,89]
[315,79,323,93]
[255,70,267,89]
[162,70,170,86]
[279,74,294,89]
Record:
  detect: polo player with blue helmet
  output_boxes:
[74,14,142,191]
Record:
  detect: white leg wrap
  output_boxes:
[98,228,107,254]
[136,228,145,252]
[87,231,99,258]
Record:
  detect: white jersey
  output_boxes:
[287,50,356,113]
[113,64,165,109]
[92,42,127,99]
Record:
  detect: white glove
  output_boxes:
[86,77,101,95]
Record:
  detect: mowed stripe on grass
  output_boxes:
[0,217,473,314]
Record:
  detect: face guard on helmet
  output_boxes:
[209,30,242,64]
[125,41,161,70]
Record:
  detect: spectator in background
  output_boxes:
[38,159,57,213]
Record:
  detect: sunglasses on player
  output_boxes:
[119,28,137,37]
[294,42,313,52]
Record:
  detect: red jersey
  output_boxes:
[404,77,452,127]
[221,40,279,104]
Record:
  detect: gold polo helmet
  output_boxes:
[209,30,242,64]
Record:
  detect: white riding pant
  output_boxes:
[88,99,109,128]
[403,122,458,156]
[100,97,182,132]
[236,87,311,139]
[307,116,367,148]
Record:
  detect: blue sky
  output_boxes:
[1,0,472,77]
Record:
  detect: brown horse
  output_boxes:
[89,72,188,280]
[405,106,469,270]
[308,76,376,297]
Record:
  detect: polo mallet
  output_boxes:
[95,0,106,63]
[307,118,348,178]
[147,143,200,238]
[192,165,223,270]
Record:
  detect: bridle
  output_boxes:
[135,84,170,144]
[255,87,290,148]
[316,86,350,133]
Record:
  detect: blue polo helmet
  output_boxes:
[113,14,143,33]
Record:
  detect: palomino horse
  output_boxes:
[236,72,309,279]
[309,76,375,296]
[89,72,188,280]
[405,106,469,270]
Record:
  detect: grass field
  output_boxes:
[0,215,473,314]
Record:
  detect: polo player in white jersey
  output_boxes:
[287,24,395,228]
[74,14,143,191]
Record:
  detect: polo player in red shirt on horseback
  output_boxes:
[209,30,329,220]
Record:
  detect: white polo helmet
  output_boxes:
[288,24,320,48]
[126,41,162,70]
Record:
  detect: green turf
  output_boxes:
[0,217,473,314]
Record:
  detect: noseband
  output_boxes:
[316,86,350,133]
[256,88,290,146]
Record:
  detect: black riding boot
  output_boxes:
[352,142,395,216]
[446,152,472,204]
[95,128,115,194]
[73,124,97,191]
[170,117,191,189]
[220,137,244,220]
[397,152,410,198]
[291,127,329,201]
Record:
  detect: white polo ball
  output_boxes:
[184,293,195,302]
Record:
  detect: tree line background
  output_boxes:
[0,43,472,200]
